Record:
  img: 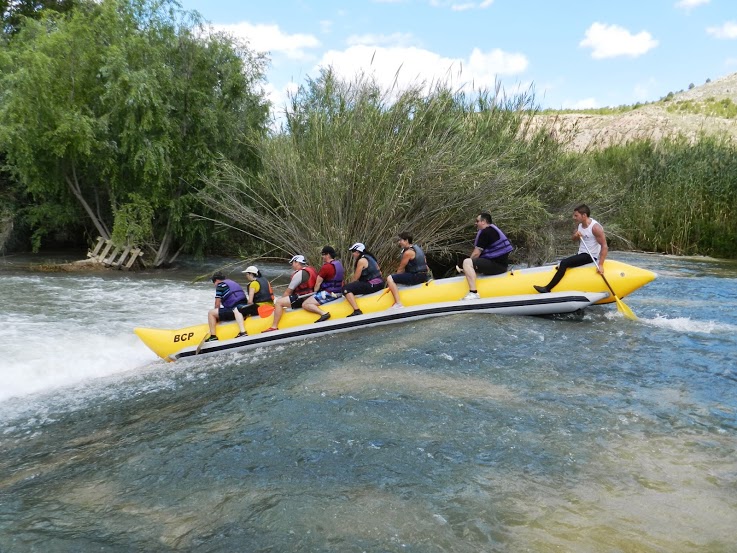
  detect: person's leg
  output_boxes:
[301,296,322,315]
[270,296,291,328]
[537,253,592,292]
[233,308,246,335]
[387,275,402,306]
[207,308,219,336]
[344,292,358,311]
[462,257,477,292]
[303,295,330,322]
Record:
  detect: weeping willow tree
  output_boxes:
[199,68,574,275]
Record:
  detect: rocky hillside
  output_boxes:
[532,72,737,152]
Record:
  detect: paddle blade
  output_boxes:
[376,288,391,302]
[615,296,638,321]
[257,304,275,318]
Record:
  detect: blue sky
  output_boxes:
[179,0,736,120]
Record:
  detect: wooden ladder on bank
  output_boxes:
[87,237,143,270]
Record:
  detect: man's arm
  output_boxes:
[214,283,225,308]
[593,224,608,272]
[284,272,302,296]
[396,249,415,273]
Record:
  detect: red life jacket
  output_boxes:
[294,266,318,296]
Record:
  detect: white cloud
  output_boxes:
[211,22,320,60]
[315,44,528,95]
[675,0,709,10]
[706,21,737,39]
[451,3,475,11]
[580,22,658,59]
[430,0,494,9]
[346,32,419,48]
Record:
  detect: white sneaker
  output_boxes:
[462,292,480,301]
[389,303,404,310]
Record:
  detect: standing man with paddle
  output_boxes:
[533,204,608,293]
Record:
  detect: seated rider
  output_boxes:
[343,243,385,317]
[461,212,512,300]
[206,272,249,342]
[263,255,318,332]
[301,246,345,323]
[386,231,429,308]
[232,265,274,335]
[534,204,608,293]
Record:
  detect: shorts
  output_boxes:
[472,257,508,276]
[313,290,342,305]
[236,303,260,317]
[391,272,427,286]
[343,280,384,296]
[289,294,312,308]
[218,303,248,321]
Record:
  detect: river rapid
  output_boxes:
[0,252,735,552]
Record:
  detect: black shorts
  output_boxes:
[391,272,427,286]
[472,257,508,275]
[218,303,248,321]
[236,303,260,317]
[343,280,384,296]
[289,294,311,308]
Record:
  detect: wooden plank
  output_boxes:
[87,236,105,258]
[96,240,114,263]
[124,248,142,270]
[103,246,122,266]
[112,245,132,268]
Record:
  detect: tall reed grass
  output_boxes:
[199,68,571,273]
[590,134,737,257]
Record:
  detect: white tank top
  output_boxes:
[577,218,602,258]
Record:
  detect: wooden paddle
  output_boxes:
[579,237,637,321]
[195,332,210,355]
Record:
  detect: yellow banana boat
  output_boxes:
[134,259,656,361]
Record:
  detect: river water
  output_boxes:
[0,252,735,552]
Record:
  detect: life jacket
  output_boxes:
[321,259,344,294]
[250,276,273,304]
[220,279,247,309]
[576,218,602,259]
[294,266,318,296]
[359,254,383,283]
[404,244,428,274]
[476,224,513,260]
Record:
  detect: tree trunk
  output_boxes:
[65,168,110,239]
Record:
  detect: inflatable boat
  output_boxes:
[134,259,656,361]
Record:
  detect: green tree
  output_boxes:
[1,0,80,38]
[0,0,269,263]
